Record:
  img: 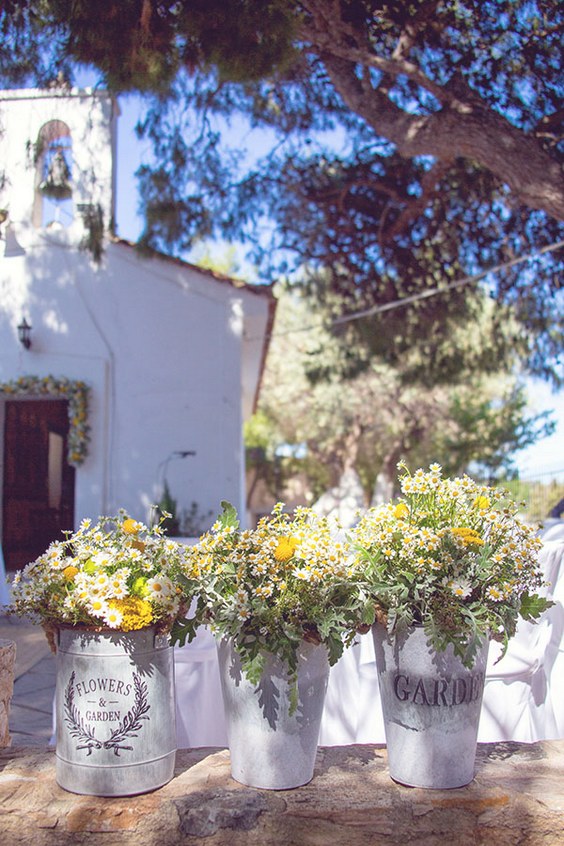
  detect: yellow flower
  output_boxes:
[63,565,79,581]
[451,527,485,547]
[108,597,153,630]
[274,536,299,562]
[393,502,409,520]
[473,495,491,510]
[122,518,140,534]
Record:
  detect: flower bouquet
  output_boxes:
[350,461,550,662]
[172,500,365,789]
[8,510,189,645]
[173,500,363,682]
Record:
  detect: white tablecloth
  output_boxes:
[174,539,564,747]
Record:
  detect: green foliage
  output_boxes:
[170,608,201,648]
[171,501,366,688]
[519,592,553,622]
[0,1,297,91]
[1,1,562,381]
[250,285,555,501]
[217,500,239,531]
[503,478,564,522]
[350,463,553,665]
[438,384,556,481]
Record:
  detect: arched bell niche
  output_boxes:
[32,119,74,229]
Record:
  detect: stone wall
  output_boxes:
[1,741,563,845]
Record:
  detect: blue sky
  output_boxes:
[111,92,563,482]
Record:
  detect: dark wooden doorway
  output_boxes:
[2,399,75,571]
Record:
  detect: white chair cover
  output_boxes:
[478,539,564,742]
[318,632,385,745]
[174,627,386,749]
[540,521,564,542]
[546,541,564,737]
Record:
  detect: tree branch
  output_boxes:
[320,53,564,220]
[381,159,453,242]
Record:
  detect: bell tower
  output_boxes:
[0,87,118,252]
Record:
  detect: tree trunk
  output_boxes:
[371,443,405,506]
[372,471,394,506]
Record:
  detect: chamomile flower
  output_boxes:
[93,572,110,589]
[87,597,109,618]
[91,550,115,568]
[445,579,473,599]
[146,576,174,600]
[103,606,124,628]
[294,567,313,581]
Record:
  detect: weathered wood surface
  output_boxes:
[1,742,563,845]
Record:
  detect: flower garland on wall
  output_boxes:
[0,375,90,466]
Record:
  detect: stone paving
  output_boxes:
[9,653,55,746]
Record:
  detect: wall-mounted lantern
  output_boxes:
[17,317,32,350]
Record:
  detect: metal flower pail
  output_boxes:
[55,626,176,796]
[217,638,329,790]
[372,624,489,788]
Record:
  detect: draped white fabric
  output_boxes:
[478,539,564,741]
[174,538,564,748]
[175,624,227,747]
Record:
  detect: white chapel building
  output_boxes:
[0,87,275,572]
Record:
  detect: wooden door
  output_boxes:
[2,399,75,571]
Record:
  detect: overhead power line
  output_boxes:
[331,238,564,327]
[254,238,564,341]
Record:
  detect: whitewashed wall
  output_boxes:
[0,89,273,531]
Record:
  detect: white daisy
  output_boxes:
[103,607,124,628]
[146,575,173,600]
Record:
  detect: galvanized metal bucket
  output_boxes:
[55,626,176,796]
[372,624,489,788]
[217,638,329,790]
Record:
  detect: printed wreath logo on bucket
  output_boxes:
[63,669,149,755]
